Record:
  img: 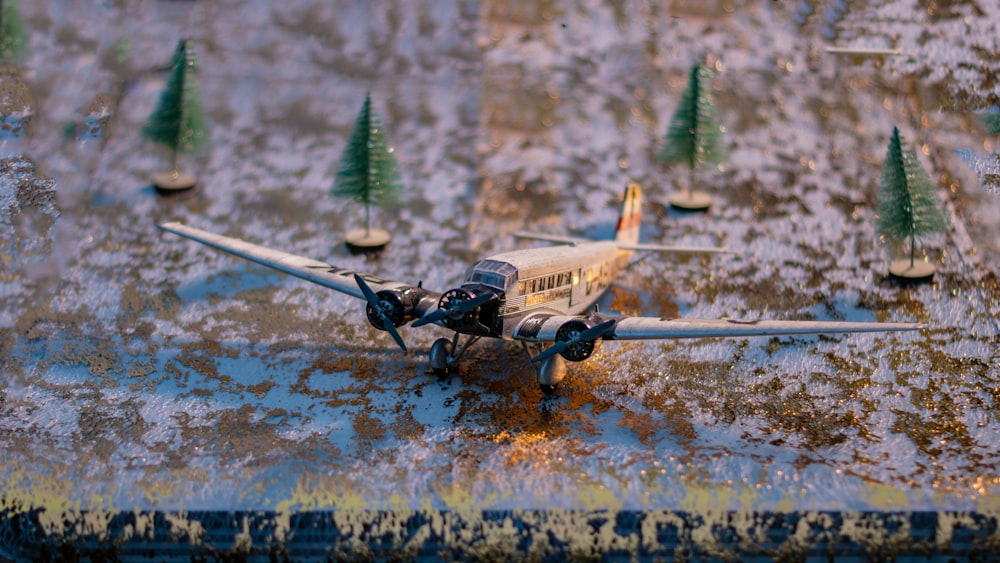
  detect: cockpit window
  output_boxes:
[470,272,504,289]
[463,260,516,289]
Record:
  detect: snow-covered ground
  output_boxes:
[2,0,999,551]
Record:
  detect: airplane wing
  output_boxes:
[159,222,414,299]
[512,313,922,342]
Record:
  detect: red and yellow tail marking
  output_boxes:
[615,182,642,243]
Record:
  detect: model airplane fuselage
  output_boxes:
[160,182,921,391]
[441,241,624,336]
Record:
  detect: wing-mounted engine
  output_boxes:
[553,317,617,361]
[553,319,601,361]
[528,314,618,363]
[363,284,433,330]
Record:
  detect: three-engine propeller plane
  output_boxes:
[160,182,921,392]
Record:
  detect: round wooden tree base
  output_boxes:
[345,228,391,255]
[152,172,197,195]
[888,260,936,281]
[668,191,712,211]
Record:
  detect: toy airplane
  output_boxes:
[160,182,921,392]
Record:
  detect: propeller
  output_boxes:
[354,274,407,351]
[412,291,495,328]
[531,319,616,363]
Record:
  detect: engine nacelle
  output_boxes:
[555,318,603,362]
[364,286,429,330]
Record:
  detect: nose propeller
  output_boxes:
[531,319,616,363]
[354,274,407,351]
[411,291,495,328]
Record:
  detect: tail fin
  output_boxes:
[614,181,642,245]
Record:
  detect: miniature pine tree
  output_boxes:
[976,111,1000,136]
[0,0,26,61]
[658,64,727,203]
[331,93,403,237]
[142,39,207,177]
[876,127,948,271]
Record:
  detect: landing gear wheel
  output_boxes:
[537,354,566,393]
[429,338,454,375]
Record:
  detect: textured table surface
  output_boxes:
[2,0,999,553]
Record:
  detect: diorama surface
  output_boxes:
[2,0,1000,557]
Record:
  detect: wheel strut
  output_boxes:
[522,342,566,394]
[428,333,481,375]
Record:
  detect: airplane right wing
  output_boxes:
[608,316,922,339]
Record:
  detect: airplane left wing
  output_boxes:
[159,222,419,299]
[513,313,922,342]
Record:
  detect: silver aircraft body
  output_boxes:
[160,182,921,391]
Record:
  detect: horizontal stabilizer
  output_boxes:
[620,243,731,254]
[513,231,587,245]
[515,232,730,254]
[825,46,907,56]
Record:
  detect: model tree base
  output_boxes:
[152,171,197,195]
[345,228,391,255]
[888,259,936,281]
[668,191,712,211]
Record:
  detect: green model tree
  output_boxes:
[658,64,727,209]
[331,93,403,247]
[976,110,1000,136]
[0,0,27,61]
[876,126,948,277]
[143,39,207,189]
